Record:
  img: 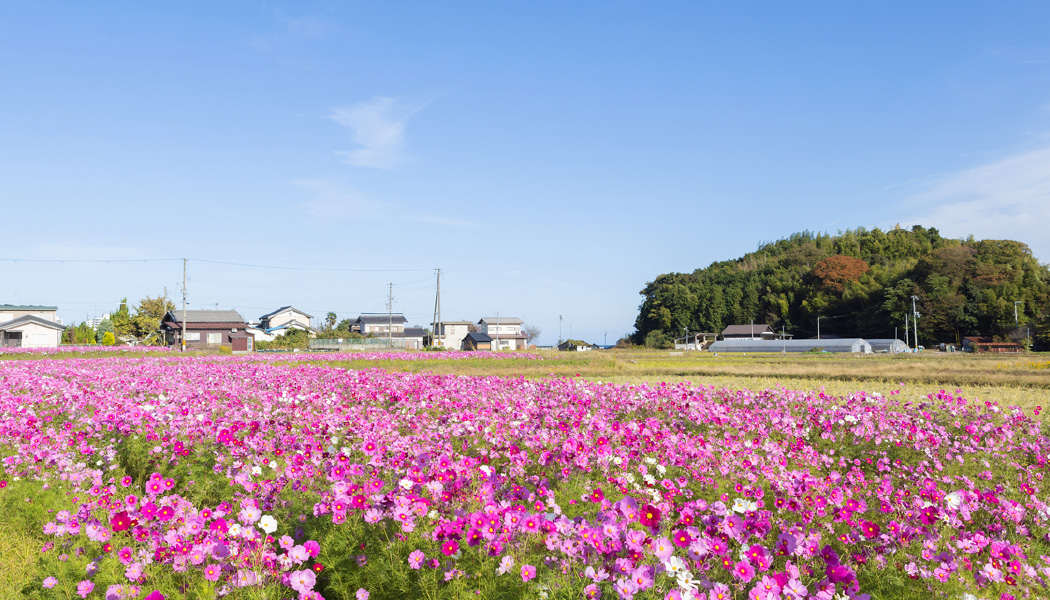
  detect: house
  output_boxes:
[557,340,599,352]
[478,317,527,351]
[962,336,1023,353]
[0,304,64,348]
[403,327,426,350]
[721,324,780,340]
[463,332,492,351]
[348,314,424,349]
[356,313,408,337]
[252,306,315,342]
[160,310,254,353]
[432,320,474,350]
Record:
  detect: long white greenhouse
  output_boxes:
[708,338,873,354]
[866,339,909,353]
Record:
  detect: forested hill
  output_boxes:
[633,225,1050,348]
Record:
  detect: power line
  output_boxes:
[1,257,430,273]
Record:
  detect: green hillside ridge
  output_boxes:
[633,225,1050,349]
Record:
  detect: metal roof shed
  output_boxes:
[866,339,909,353]
[708,338,872,354]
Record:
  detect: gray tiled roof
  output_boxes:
[0,315,66,331]
[165,310,246,324]
[722,324,774,336]
[259,306,313,319]
[357,314,407,324]
[478,317,523,325]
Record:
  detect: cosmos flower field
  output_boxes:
[1,353,1048,600]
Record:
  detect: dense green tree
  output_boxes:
[96,318,114,344]
[133,296,175,340]
[633,227,1050,349]
[110,298,134,339]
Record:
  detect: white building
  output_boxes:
[357,313,407,336]
[0,305,65,348]
[478,317,527,351]
[432,320,474,350]
[258,306,314,335]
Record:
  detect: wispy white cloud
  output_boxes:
[246,10,334,68]
[295,180,393,221]
[900,145,1050,262]
[330,96,429,169]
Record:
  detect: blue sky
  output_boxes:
[3,2,1049,345]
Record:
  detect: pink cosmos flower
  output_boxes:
[639,504,661,528]
[76,580,94,598]
[521,564,537,582]
[203,563,221,582]
[408,550,425,569]
[441,539,459,556]
[733,560,755,583]
[289,569,316,594]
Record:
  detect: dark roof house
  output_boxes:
[161,310,253,352]
[721,324,778,339]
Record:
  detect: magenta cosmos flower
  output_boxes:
[638,504,661,528]
[521,564,537,582]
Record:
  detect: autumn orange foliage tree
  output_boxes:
[811,255,870,292]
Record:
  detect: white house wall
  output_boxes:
[437,323,471,349]
[11,322,61,348]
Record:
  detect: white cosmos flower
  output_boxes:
[258,515,277,534]
[945,492,961,510]
[664,556,686,575]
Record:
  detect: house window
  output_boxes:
[185,332,201,342]
[207,332,222,345]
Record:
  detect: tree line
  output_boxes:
[632,225,1050,349]
[64,296,175,345]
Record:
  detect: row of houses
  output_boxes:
[155,307,529,352]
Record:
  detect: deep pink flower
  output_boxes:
[520,564,537,582]
[732,560,755,583]
[639,504,661,528]
[441,539,459,556]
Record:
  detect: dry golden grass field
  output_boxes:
[325,349,1050,410]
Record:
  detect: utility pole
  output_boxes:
[911,295,920,351]
[559,315,563,345]
[905,314,910,351]
[387,282,393,349]
[495,312,500,351]
[1015,301,1025,351]
[181,258,187,353]
[432,269,442,348]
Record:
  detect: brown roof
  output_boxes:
[722,324,774,336]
